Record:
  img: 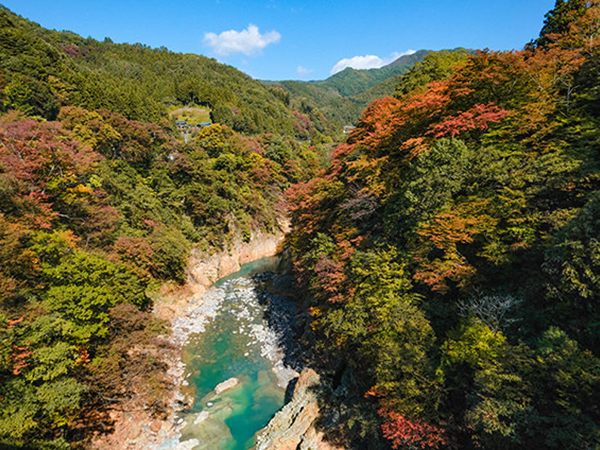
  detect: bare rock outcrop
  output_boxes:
[187,227,287,291]
[214,377,240,394]
[256,368,344,450]
[154,226,288,322]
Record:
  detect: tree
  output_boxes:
[536,0,591,49]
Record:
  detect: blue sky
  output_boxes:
[2,0,556,81]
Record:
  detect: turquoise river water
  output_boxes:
[172,256,293,450]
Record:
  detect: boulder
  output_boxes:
[214,377,240,394]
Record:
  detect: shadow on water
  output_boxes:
[252,262,387,450]
[256,263,388,450]
[253,271,308,374]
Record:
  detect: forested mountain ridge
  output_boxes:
[312,50,432,97]
[0,5,333,136]
[0,5,338,448]
[287,0,600,449]
[269,49,471,127]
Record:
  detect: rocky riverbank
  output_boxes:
[92,228,287,450]
[93,222,345,450]
[165,274,302,449]
[154,227,288,323]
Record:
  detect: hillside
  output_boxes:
[0,5,339,448]
[315,50,431,97]
[286,1,600,449]
[0,5,333,137]
[270,49,471,126]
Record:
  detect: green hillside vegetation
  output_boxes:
[273,79,365,130]
[286,1,600,449]
[271,49,471,127]
[0,5,333,137]
[316,50,431,97]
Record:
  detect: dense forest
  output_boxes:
[0,5,339,448]
[3,0,600,449]
[286,0,600,449]
[0,5,335,137]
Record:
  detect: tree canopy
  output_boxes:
[286,1,600,448]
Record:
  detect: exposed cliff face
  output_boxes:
[188,229,286,292]
[154,226,287,322]
[256,368,344,450]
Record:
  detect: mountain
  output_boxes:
[269,49,470,126]
[0,5,332,137]
[315,50,431,96]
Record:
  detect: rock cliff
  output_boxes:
[187,228,286,292]
[256,368,344,450]
[154,226,287,321]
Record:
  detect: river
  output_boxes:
[161,256,300,450]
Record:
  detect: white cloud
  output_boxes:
[386,50,417,63]
[331,55,382,74]
[330,49,416,75]
[297,65,313,76]
[204,24,281,56]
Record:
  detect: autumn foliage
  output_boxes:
[286,2,600,448]
[380,408,446,450]
[0,14,337,444]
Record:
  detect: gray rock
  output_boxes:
[255,368,344,450]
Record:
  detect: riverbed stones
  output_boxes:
[193,411,209,425]
[96,228,289,450]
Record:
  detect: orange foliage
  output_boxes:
[380,408,447,450]
[427,103,509,138]
[314,255,346,302]
[353,96,405,153]
[414,201,498,293]
[402,80,452,115]
[11,345,33,375]
[7,317,23,329]
[400,137,429,159]
[75,347,90,366]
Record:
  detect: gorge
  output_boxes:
[2,1,600,449]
